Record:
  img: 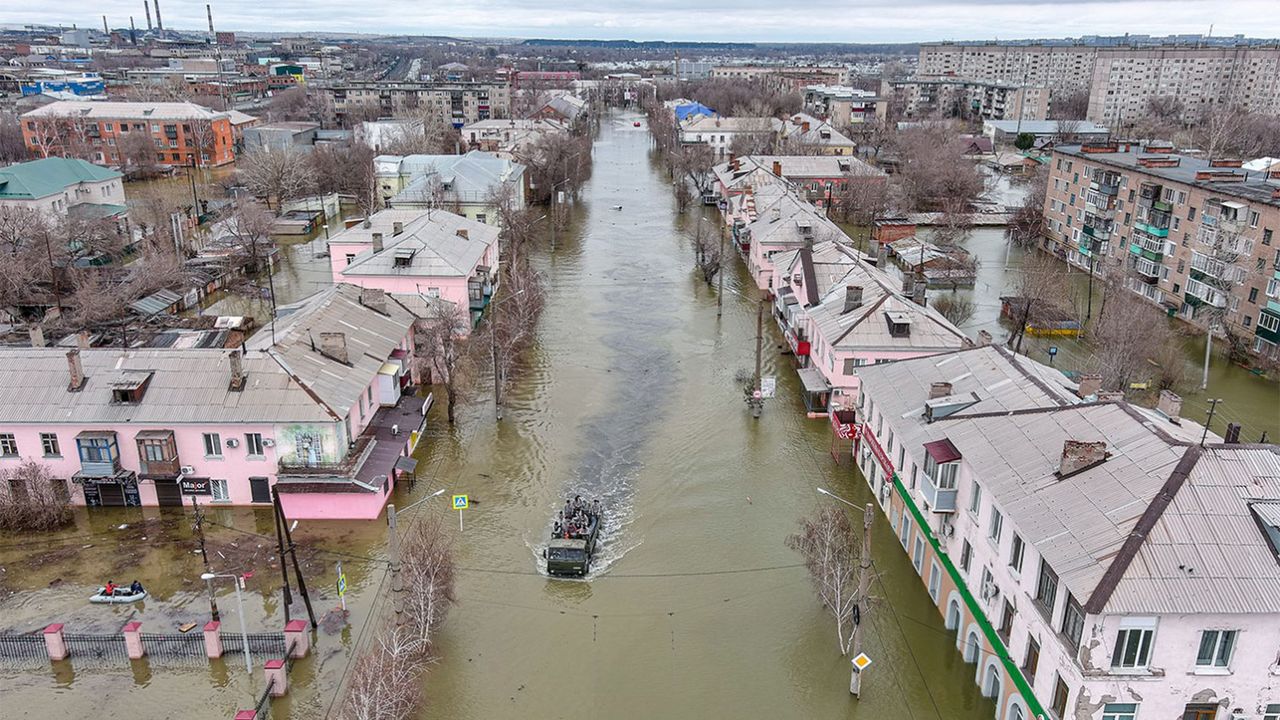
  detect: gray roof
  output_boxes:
[1055,144,1280,207]
[247,284,416,419]
[984,120,1110,135]
[341,210,498,279]
[379,151,525,204]
[742,186,845,250]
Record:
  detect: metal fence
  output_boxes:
[62,633,129,664]
[0,634,48,669]
[222,632,287,657]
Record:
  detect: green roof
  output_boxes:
[0,157,121,201]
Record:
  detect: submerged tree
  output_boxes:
[786,505,862,656]
[0,460,73,532]
[414,302,475,424]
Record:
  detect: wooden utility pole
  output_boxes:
[850,502,874,696]
[191,496,220,621]
[271,488,294,624]
[387,503,404,624]
[1200,398,1222,447]
[275,487,317,628]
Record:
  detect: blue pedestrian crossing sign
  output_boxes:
[452,494,469,510]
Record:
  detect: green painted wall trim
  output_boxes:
[887,469,1049,718]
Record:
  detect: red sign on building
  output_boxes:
[862,423,894,476]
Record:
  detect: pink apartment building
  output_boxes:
[329,208,500,327]
[0,284,426,520]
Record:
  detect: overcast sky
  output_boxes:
[4,0,1278,44]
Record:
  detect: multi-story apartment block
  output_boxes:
[883,78,1050,122]
[802,85,887,127]
[1042,143,1280,358]
[324,81,511,128]
[20,101,241,167]
[918,43,1280,126]
[710,65,850,92]
[0,284,427,520]
[853,342,1280,720]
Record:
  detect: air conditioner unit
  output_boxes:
[939,521,955,538]
[180,465,196,475]
[262,438,275,448]
[981,583,999,602]
[226,438,240,448]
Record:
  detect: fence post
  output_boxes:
[283,619,309,658]
[122,621,145,659]
[203,621,224,658]
[233,712,256,720]
[264,658,288,697]
[43,623,68,661]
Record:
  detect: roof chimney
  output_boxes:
[360,287,388,314]
[843,285,863,313]
[912,279,927,306]
[1077,373,1102,400]
[772,160,783,176]
[29,325,45,348]
[228,348,246,391]
[1057,440,1107,478]
[977,329,992,346]
[1098,390,1125,402]
[77,330,91,349]
[801,121,810,133]
[372,232,384,252]
[929,381,952,399]
[1155,390,1182,424]
[361,218,372,229]
[319,332,349,364]
[393,221,404,236]
[66,349,87,391]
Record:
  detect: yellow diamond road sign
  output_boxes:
[851,653,872,671]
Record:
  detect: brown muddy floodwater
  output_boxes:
[1,112,1000,719]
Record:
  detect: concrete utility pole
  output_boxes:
[751,297,764,418]
[850,502,874,697]
[1201,325,1214,390]
[387,503,404,624]
[490,307,501,421]
[716,223,726,318]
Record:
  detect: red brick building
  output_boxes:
[21,101,240,168]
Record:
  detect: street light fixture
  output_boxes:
[815,487,859,508]
[201,572,252,674]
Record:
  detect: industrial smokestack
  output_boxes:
[130,16,137,44]
[154,0,163,31]
[103,15,109,34]
[144,1,151,30]
[207,4,214,34]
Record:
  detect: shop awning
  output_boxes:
[796,366,830,394]
[394,456,418,473]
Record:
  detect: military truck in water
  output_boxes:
[545,505,601,577]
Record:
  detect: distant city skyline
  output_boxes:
[3,0,1279,45]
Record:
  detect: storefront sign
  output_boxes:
[180,477,212,495]
[862,423,894,476]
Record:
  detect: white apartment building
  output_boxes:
[679,115,782,158]
[852,344,1280,720]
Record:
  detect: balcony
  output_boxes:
[920,440,961,513]
[75,431,121,478]
[1132,256,1161,281]
[1134,221,1170,238]
[136,430,181,478]
[1191,252,1226,280]
[1186,278,1228,308]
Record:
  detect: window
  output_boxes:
[912,536,925,574]
[0,433,16,456]
[245,433,265,457]
[1050,675,1070,718]
[78,436,114,463]
[40,433,60,457]
[1195,629,1236,668]
[896,445,905,472]
[1022,637,1040,683]
[1102,704,1138,720]
[928,561,941,601]
[211,478,229,501]
[1062,593,1085,650]
[900,514,912,549]
[968,481,982,514]
[475,213,487,224]
[203,433,222,457]
[909,464,918,490]
[980,567,1000,604]
[1009,533,1025,573]
[1112,618,1156,670]
[1262,704,1280,720]
[998,598,1015,642]
[345,253,355,266]
[367,385,374,407]
[141,441,168,463]
[988,508,1003,542]
[924,454,958,489]
[960,540,972,573]
[1036,559,1059,616]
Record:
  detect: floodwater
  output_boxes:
[0,112,1000,718]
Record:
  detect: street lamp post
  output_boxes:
[201,572,251,674]
[816,487,874,698]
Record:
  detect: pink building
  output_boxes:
[735,184,847,291]
[0,285,426,520]
[329,208,500,327]
[770,241,969,415]
[851,345,1280,720]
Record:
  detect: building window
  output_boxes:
[1102,704,1138,720]
[1036,559,1059,616]
[998,598,1015,642]
[899,514,912,549]
[960,540,972,573]
[912,536,925,574]
[1195,629,1237,668]
[77,436,115,463]
[988,508,1003,542]
[0,433,17,456]
[1009,533,1025,573]
[1262,704,1280,720]
[1062,593,1085,650]
[211,478,229,501]
[909,464,918,490]
[924,454,958,489]
[1022,637,1040,684]
[245,433,265,457]
[968,481,982,514]
[40,433,60,457]
[475,213,487,224]
[928,560,941,601]
[1112,618,1156,670]
[203,433,222,457]
[1050,675,1070,718]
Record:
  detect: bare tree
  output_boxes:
[786,505,862,656]
[1004,166,1048,250]
[931,295,975,327]
[524,132,593,205]
[1086,287,1175,392]
[414,302,474,424]
[237,147,315,211]
[1006,250,1070,355]
[118,130,162,179]
[690,217,722,285]
[25,117,67,159]
[832,178,889,251]
[308,142,379,218]
[890,124,984,213]
[0,459,73,531]
[0,112,30,164]
[1048,89,1090,121]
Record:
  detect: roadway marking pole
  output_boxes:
[850,502,874,697]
